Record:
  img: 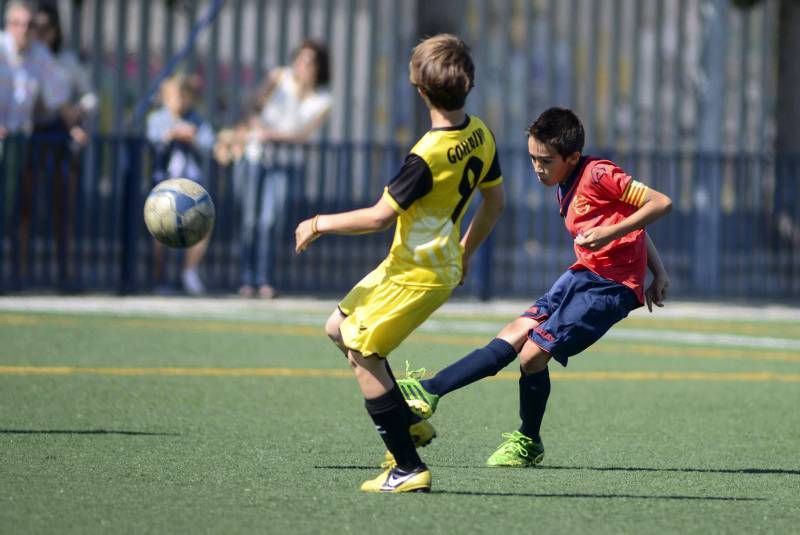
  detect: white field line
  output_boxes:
[1,296,799,352]
[1,295,800,321]
[419,320,800,351]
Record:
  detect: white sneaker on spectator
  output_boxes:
[181,269,206,296]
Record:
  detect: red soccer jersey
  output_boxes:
[558,157,647,304]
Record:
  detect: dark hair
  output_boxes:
[296,39,330,88]
[527,107,585,158]
[35,2,63,54]
[409,34,474,111]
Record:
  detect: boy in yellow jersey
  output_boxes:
[295,34,505,493]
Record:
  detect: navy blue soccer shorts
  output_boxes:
[521,269,641,367]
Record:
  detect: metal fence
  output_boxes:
[2,133,798,299]
[0,0,777,148]
[1,0,796,300]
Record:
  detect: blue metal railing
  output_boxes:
[1,133,798,300]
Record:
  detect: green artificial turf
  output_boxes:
[1,309,798,534]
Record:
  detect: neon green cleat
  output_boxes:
[397,363,440,419]
[360,466,431,493]
[486,431,545,468]
[381,419,437,469]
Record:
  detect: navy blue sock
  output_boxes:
[364,387,424,471]
[518,366,550,443]
[421,338,518,397]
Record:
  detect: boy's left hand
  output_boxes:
[574,227,616,250]
[645,274,670,312]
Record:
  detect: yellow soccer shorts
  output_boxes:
[338,263,453,358]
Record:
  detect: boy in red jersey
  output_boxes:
[397,107,672,467]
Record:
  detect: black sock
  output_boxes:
[421,338,517,396]
[365,387,424,471]
[385,361,421,425]
[518,366,550,443]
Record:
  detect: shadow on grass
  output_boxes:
[0,428,179,436]
[313,466,764,501]
[316,463,799,476]
[539,465,800,476]
[434,490,764,501]
[315,465,376,470]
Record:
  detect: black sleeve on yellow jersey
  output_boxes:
[481,150,502,185]
[386,154,433,210]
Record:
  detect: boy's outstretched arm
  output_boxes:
[459,183,505,282]
[644,233,670,312]
[295,197,398,253]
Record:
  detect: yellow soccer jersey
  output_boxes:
[381,115,503,288]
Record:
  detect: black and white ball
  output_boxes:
[143,178,215,248]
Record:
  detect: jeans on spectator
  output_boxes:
[234,159,288,288]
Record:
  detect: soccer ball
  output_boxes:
[143,178,215,248]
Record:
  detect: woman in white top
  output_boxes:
[227,39,332,299]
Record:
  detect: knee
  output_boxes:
[325,326,343,349]
[324,314,344,347]
[497,317,538,353]
[519,348,550,375]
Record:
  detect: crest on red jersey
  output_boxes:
[572,194,591,215]
[591,164,610,185]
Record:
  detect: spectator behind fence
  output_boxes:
[19,2,98,291]
[0,0,68,137]
[215,39,332,299]
[146,72,215,296]
[1,0,70,288]
[33,3,97,146]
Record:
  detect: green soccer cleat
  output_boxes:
[381,419,437,469]
[397,363,440,419]
[360,465,431,493]
[486,431,545,468]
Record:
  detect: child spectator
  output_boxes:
[146,72,215,295]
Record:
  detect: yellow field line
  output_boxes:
[589,343,800,364]
[0,366,351,378]
[0,365,798,382]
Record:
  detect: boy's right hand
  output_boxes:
[295,218,320,253]
[645,274,670,312]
